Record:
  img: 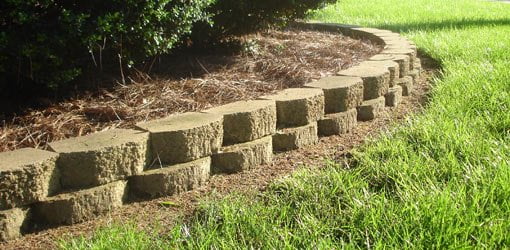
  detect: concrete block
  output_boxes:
[360,60,400,86]
[414,58,423,73]
[304,76,363,114]
[407,69,420,83]
[357,97,386,121]
[385,85,403,107]
[49,129,150,190]
[380,35,416,46]
[0,148,59,210]
[130,157,210,199]
[33,181,127,225]
[383,40,418,53]
[0,207,29,242]
[273,123,318,151]
[259,88,324,128]
[205,100,276,145]
[212,136,272,174]
[318,109,358,136]
[396,76,414,96]
[352,27,396,36]
[369,54,411,78]
[380,36,407,42]
[385,45,417,54]
[381,48,417,68]
[337,65,390,100]
[136,112,223,165]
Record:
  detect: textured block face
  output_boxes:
[369,54,410,77]
[272,123,318,151]
[352,27,395,35]
[130,157,210,199]
[413,58,423,73]
[380,36,408,42]
[318,109,358,136]
[385,44,417,54]
[396,76,414,96]
[337,66,390,100]
[211,136,272,174]
[304,76,363,114]
[383,40,417,53]
[0,148,60,210]
[205,100,276,145]
[357,97,386,121]
[49,129,150,190]
[136,112,223,165]
[407,69,420,82]
[259,88,324,129]
[34,181,127,225]
[0,207,29,242]
[381,48,417,68]
[385,86,403,107]
[360,60,400,86]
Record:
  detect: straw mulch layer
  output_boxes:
[0,28,381,152]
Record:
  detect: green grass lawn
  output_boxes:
[61,0,510,248]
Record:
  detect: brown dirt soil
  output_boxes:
[0,28,380,153]
[0,54,439,249]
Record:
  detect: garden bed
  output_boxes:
[0,28,381,152]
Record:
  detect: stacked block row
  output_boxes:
[0,113,223,241]
[259,88,324,151]
[336,26,422,120]
[304,76,362,136]
[295,22,423,110]
[205,100,276,174]
[0,22,423,242]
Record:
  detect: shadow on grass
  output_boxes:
[375,18,510,33]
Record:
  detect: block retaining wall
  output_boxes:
[0,22,423,242]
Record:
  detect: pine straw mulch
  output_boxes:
[0,28,381,152]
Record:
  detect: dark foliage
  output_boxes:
[193,0,336,42]
[0,0,333,115]
[0,0,212,90]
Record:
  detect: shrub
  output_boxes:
[193,0,336,41]
[0,0,334,100]
[0,0,213,90]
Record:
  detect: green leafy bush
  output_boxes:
[194,0,336,41]
[0,0,213,90]
[0,0,333,97]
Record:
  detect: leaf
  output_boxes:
[160,201,180,207]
